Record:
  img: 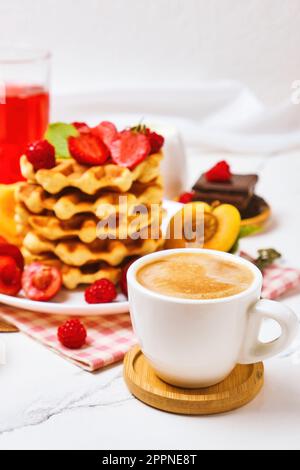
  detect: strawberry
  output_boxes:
[0,243,24,271]
[92,121,118,149]
[110,130,151,169]
[120,258,138,297]
[130,125,164,154]
[22,263,62,301]
[205,161,232,183]
[0,236,7,244]
[68,134,109,166]
[0,256,22,296]
[72,122,90,133]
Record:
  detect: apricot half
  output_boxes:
[165,202,241,252]
[0,184,22,246]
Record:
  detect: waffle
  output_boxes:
[20,152,162,195]
[16,203,163,243]
[16,178,163,220]
[21,248,121,290]
[23,231,164,267]
[18,130,165,289]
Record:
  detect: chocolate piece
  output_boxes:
[193,174,258,194]
[193,190,251,210]
[192,174,259,210]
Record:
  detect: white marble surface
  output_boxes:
[0,150,300,450]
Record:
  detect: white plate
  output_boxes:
[0,200,182,316]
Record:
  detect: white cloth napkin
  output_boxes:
[53,80,300,155]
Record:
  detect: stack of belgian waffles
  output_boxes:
[15,149,164,289]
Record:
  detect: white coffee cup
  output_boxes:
[127,248,299,388]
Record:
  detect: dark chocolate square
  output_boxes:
[193,174,258,194]
[192,174,259,210]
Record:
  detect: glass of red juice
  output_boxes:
[0,46,50,183]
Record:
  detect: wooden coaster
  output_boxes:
[124,346,264,415]
[0,319,19,333]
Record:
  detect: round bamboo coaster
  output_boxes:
[124,346,264,416]
[0,319,19,333]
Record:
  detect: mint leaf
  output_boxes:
[239,225,262,239]
[255,249,282,271]
[45,123,78,158]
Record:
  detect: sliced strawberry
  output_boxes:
[0,244,24,271]
[68,134,110,166]
[22,263,62,301]
[0,256,22,296]
[92,121,118,149]
[110,130,151,169]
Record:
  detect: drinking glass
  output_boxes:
[0,46,51,183]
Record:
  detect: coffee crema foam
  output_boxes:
[137,253,254,300]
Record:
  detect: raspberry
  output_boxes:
[58,319,87,349]
[120,258,138,297]
[68,134,109,166]
[85,279,117,304]
[178,192,194,204]
[26,140,56,170]
[205,161,232,183]
[146,129,165,154]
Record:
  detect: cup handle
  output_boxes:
[239,299,299,364]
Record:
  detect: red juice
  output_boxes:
[0,84,49,183]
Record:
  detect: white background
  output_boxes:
[1,0,299,104]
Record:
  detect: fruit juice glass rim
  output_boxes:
[128,248,263,305]
[0,45,51,64]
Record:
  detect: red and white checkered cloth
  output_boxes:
[0,305,137,371]
[240,251,300,300]
[0,252,299,372]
